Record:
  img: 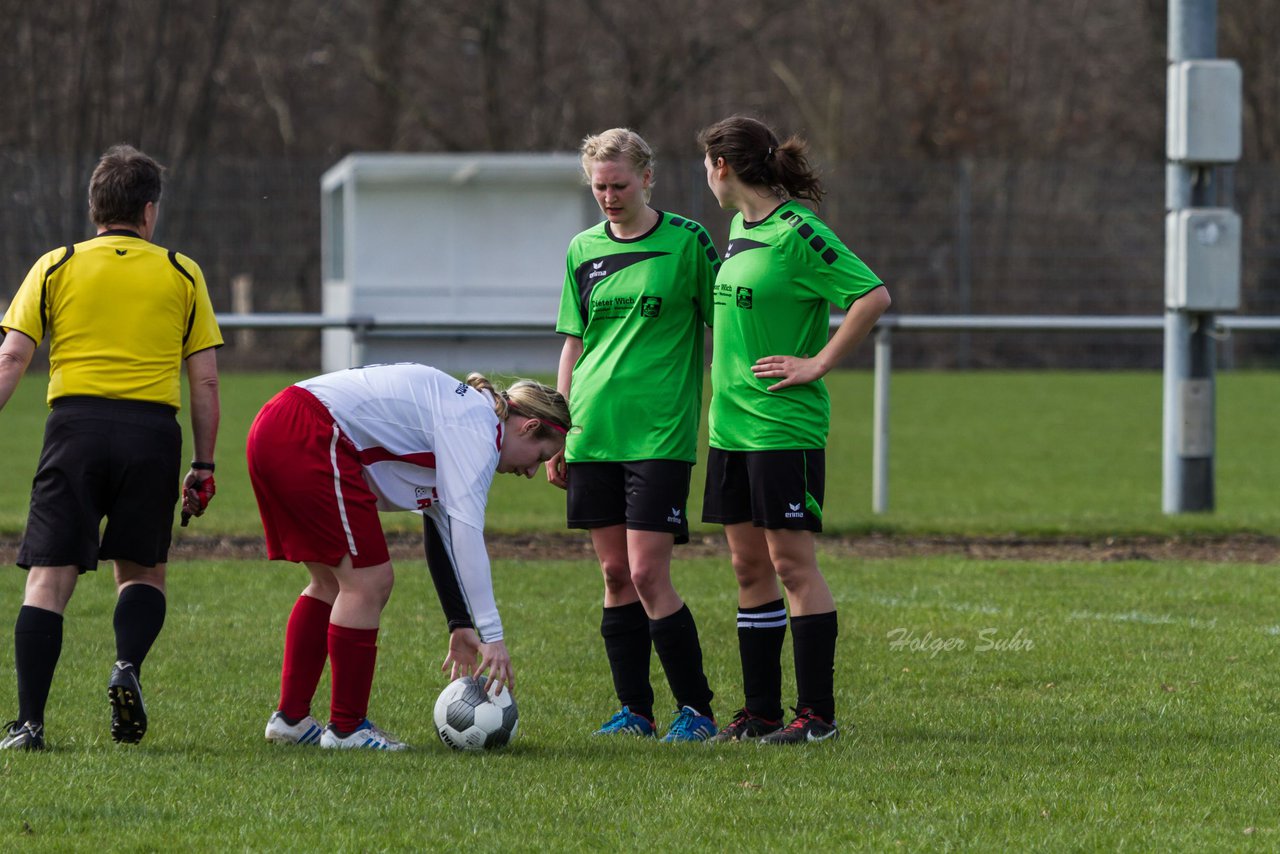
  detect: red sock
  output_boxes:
[278,595,333,720]
[328,623,379,733]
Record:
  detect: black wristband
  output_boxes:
[190,461,216,471]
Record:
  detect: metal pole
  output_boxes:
[872,326,891,514]
[1169,0,1216,60]
[955,159,974,368]
[351,319,369,367]
[1162,310,1215,511]
[1163,0,1218,513]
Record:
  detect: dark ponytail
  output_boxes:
[697,115,825,204]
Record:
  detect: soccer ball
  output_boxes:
[433,675,518,751]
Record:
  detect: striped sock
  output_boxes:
[737,599,787,721]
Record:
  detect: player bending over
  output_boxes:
[249,363,569,750]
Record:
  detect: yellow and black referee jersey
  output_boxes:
[1,229,224,410]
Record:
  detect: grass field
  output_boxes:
[2,555,1279,851]
[1,370,1279,851]
[1,370,1279,538]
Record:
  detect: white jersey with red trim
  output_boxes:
[295,364,500,529]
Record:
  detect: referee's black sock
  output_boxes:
[15,605,63,725]
[650,603,714,719]
[737,598,787,721]
[600,602,654,721]
[113,583,167,672]
[792,610,839,723]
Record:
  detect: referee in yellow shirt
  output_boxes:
[0,145,223,750]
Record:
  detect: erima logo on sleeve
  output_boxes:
[780,210,839,265]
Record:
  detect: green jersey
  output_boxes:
[709,200,882,451]
[556,211,719,463]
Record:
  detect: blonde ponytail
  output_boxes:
[465,372,509,420]
[466,372,571,439]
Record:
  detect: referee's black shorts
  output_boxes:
[18,396,181,573]
[701,447,825,532]
[566,459,692,544]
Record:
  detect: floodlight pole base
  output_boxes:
[1162,309,1216,514]
[1162,0,1225,515]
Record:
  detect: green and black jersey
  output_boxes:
[556,211,720,463]
[709,200,882,451]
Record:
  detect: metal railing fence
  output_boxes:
[216,312,1280,514]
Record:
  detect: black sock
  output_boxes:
[600,602,653,720]
[792,610,838,723]
[113,584,167,672]
[738,599,787,721]
[15,605,63,725]
[650,604,714,718]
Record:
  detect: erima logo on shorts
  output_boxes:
[668,507,682,524]
[784,501,805,519]
[641,296,662,318]
[736,287,753,309]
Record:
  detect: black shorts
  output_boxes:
[18,396,182,573]
[566,460,692,545]
[701,447,825,532]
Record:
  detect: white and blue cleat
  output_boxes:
[660,706,717,743]
[319,718,409,751]
[264,710,324,746]
[592,706,656,737]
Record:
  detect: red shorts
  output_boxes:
[246,386,390,568]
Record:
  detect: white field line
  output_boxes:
[1066,609,1218,631]
[864,594,1237,632]
[867,595,1004,616]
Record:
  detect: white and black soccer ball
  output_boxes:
[433,675,518,751]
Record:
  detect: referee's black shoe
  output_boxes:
[0,720,45,751]
[108,661,148,744]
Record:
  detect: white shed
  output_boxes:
[320,153,595,374]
